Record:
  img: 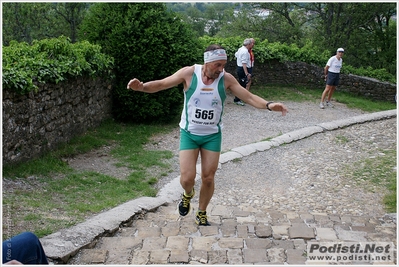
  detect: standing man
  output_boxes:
[320,47,344,109]
[127,44,288,226]
[233,38,254,106]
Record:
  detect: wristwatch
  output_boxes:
[266,101,274,111]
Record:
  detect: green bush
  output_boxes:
[2,36,114,94]
[79,3,203,122]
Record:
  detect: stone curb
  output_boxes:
[40,109,397,262]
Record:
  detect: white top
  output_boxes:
[235,46,251,67]
[179,64,227,135]
[326,56,343,73]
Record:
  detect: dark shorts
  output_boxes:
[326,72,340,86]
[237,66,252,87]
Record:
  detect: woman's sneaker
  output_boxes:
[326,101,334,107]
[178,189,195,216]
[195,210,210,226]
[319,102,325,109]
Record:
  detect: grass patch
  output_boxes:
[343,149,397,213]
[2,119,176,238]
[251,84,397,112]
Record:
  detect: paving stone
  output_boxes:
[334,223,351,231]
[290,218,304,223]
[118,227,137,237]
[293,239,306,250]
[267,247,286,263]
[284,211,300,219]
[99,236,142,251]
[288,223,315,239]
[78,249,107,264]
[212,205,233,217]
[351,215,370,226]
[272,240,294,250]
[179,221,199,236]
[146,213,167,226]
[271,225,289,236]
[131,250,149,265]
[220,219,237,237]
[191,237,218,251]
[243,249,268,263]
[267,210,284,218]
[208,250,227,264]
[335,229,368,241]
[136,226,161,237]
[351,225,376,233]
[315,227,338,240]
[341,215,352,224]
[329,215,341,223]
[248,224,256,234]
[149,250,170,264]
[190,249,208,264]
[164,220,180,228]
[218,238,244,249]
[169,250,189,263]
[161,225,180,237]
[241,204,260,213]
[367,233,396,242]
[237,225,248,238]
[255,225,272,238]
[313,214,329,222]
[375,226,396,236]
[236,215,257,224]
[227,249,243,264]
[165,236,189,250]
[286,248,306,264]
[142,237,166,250]
[245,238,273,249]
[256,214,273,224]
[232,207,252,217]
[199,226,219,236]
[300,213,314,223]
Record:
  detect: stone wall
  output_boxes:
[3,76,113,164]
[225,60,397,103]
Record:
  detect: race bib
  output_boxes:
[190,108,217,126]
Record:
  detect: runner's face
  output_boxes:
[205,60,226,79]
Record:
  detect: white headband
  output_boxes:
[204,49,227,63]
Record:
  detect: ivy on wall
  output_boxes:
[2,36,114,95]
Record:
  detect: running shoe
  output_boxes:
[178,189,195,216]
[326,101,334,107]
[195,210,211,226]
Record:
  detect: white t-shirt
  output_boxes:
[326,56,343,73]
[235,46,250,67]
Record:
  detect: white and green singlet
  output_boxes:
[179,64,227,136]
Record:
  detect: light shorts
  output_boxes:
[179,128,222,152]
[326,72,340,86]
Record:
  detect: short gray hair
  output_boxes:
[243,38,252,46]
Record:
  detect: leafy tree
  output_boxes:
[301,3,396,74]
[79,3,202,122]
[52,3,89,43]
[2,2,89,45]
